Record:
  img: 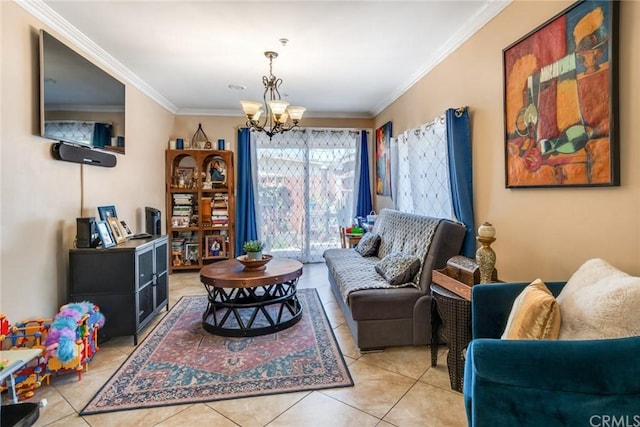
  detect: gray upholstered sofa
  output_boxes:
[323,209,466,350]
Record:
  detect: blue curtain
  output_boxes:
[92,123,111,148]
[235,128,258,256]
[446,108,475,258]
[355,130,373,217]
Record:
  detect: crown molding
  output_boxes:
[16,0,178,114]
[175,108,373,120]
[370,0,512,116]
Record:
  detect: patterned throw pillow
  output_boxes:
[375,252,421,286]
[354,232,381,257]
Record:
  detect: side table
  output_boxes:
[339,227,363,248]
[430,265,499,392]
[0,349,43,404]
[430,269,472,393]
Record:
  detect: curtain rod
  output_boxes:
[454,106,468,117]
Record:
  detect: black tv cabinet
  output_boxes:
[69,235,169,345]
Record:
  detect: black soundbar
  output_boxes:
[51,142,117,168]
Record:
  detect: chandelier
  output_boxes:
[240,51,306,139]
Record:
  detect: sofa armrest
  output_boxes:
[471,281,565,339]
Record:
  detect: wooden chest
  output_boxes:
[444,255,497,286]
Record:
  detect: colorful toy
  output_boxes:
[45,301,104,364]
[0,302,104,401]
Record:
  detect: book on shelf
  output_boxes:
[174,194,193,199]
[173,194,194,205]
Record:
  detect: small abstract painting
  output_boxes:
[376,121,392,196]
[504,0,619,188]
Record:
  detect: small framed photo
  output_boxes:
[107,216,126,244]
[120,219,134,238]
[176,167,194,178]
[97,205,118,221]
[205,235,226,259]
[175,167,195,188]
[206,156,227,186]
[96,220,115,249]
[171,216,189,228]
[184,243,199,263]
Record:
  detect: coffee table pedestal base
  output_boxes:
[202,279,302,337]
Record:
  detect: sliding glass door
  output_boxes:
[255,129,359,262]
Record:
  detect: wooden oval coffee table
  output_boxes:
[199,257,303,337]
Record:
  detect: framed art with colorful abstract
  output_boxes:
[375,121,392,196]
[504,0,619,188]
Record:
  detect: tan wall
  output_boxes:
[375,0,640,281]
[0,2,174,320]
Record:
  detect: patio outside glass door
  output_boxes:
[255,129,359,262]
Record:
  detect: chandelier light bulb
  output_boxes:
[268,100,289,116]
[277,111,289,125]
[240,101,262,119]
[287,106,306,122]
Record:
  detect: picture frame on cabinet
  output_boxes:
[96,220,115,248]
[171,216,189,228]
[97,205,117,221]
[205,235,226,259]
[175,167,196,189]
[207,156,227,186]
[120,220,134,237]
[107,216,126,244]
[184,243,199,263]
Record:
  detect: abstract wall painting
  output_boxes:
[504,0,618,188]
[376,121,392,196]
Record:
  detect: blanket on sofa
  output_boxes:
[325,214,442,303]
[324,249,409,303]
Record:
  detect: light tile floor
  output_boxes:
[21,263,467,426]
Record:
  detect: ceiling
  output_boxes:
[25,0,510,118]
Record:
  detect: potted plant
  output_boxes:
[243,240,264,260]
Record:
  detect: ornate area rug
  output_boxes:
[81,289,352,414]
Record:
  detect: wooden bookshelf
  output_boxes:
[165,149,235,272]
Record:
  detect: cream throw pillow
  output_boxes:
[556,258,629,305]
[501,279,561,340]
[557,259,640,340]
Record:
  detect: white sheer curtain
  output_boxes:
[391,116,454,219]
[253,128,360,263]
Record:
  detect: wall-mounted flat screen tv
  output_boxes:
[39,29,126,154]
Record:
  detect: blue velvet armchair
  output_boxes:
[464,281,640,427]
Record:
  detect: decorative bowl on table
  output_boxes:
[236,254,273,271]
